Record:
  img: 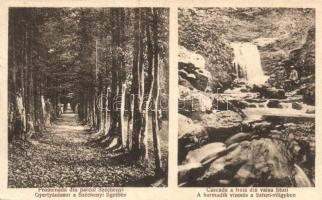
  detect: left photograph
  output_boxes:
[8,7,169,187]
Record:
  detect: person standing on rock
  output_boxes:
[290,66,299,82]
[285,65,299,91]
[275,65,286,89]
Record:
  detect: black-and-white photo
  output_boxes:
[8,7,169,187]
[178,8,315,187]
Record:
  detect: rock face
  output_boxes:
[298,82,315,105]
[224,132,252,146]
[306,107,315,114]
[178,162,203,184]
[184,142,226,164]
[267,100,283,108]
[292,102,303,110]
[178,46,211,91]
[212,98,246,118]
[178,114,206,139]
[289,28,315,77]
[179,85,213,119]
[197,138,295,187]
[294,164,313,187]
[199,111,243,141]
[253,85,286,99]
[265,88,286,99]
[178,114,208,163]
[178,111,243,163]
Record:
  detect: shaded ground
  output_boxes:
[8,111,168,187]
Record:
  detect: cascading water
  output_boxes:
[231,42,268,85]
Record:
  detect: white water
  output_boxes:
[231,42,268,85]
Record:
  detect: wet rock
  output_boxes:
[264,88,286,99]
[224,132,252,146]
[179,75,194,90]
[258,103,265,108]
[270,130,282,135]
[284,122,296,128]
[197,138,294,187]
[269,129,284,140]
[252,85,286,99]
[185,142,226,164]
[227,99,248,109]
[178,114,206,139]
[306,107,315,114]
[201,143,239,165]
[239,88,248,93]
[252,121,273,134]
[247,104,257,108]
[292,102,303,110]
[178,46,211,91]
[179,85,213,119]
[178,114,208,163]
[289,141,301,158]
[294,164,312,187]
[178,162,204,184]
[219,179,230,185]
[245,98,267,103]
[274,124,283,130]
[199,111,243,142]
[280,95,303,103]
[302,83,315,105]
[267,100,283,108]
[213,98,246,118]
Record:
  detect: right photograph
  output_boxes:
[178,8,315,187]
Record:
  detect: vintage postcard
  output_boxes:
[0,0,321,200]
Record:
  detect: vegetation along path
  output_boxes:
[8,110,162,187]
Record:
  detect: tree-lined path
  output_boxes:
[8,8,169,187]
[9,108,167,187]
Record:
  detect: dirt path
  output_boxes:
[8,111,159,187]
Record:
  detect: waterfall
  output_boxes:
[231,42,268,85]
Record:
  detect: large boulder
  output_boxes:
[251,121,273,135]
[265,88,286,99]
[289,28,315,77]
[178,114,207,139]
[292,102,303,110]
[184,142,226,164]
[178,162,204,184]
[267,99,283,108]
[212,97,246,118]
[306,107,315,114]
[179,85,213,119]
[196,138,295,186]
[179,75,194,90]
[178,114,208,163]
[199,111,243,142]
[298,82,315,105]
[252,85,286,99]
[294,164,313,187]
[224,132,253,146]
[178,46,211,91]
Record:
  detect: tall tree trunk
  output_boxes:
[127,94,134,150]
[139,8,154,160]
[120,83,127,148]
[131,8,143,160]
[104,8,126,150]
[151,8,163,176]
